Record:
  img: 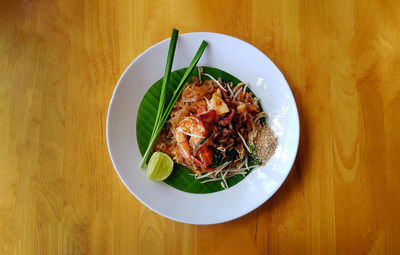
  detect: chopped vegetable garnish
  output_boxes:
[195,131,214,149]
[250,152,260,165]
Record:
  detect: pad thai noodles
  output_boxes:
[154,67,277,188]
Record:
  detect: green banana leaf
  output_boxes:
[136,66,253,193]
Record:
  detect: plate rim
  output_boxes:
[106,32,300,224]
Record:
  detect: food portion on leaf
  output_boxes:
[137,67,277,193]
[153,67,277,189]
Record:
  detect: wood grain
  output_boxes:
[1,0,400,254]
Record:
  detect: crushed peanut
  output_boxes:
[248,124,277,165]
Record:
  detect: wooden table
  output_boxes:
[1,0,399,254]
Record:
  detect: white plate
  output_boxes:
[107,32,299,225]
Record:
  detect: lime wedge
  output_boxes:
[147,152,174,181]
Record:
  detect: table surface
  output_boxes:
[1,0,399,254]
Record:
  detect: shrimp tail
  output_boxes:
[198,146,213,166]
[190,156,207,170]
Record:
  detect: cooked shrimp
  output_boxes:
[175,117,213,170]
[198,146,213,166]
